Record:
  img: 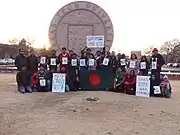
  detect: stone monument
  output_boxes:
[49,1,114,54]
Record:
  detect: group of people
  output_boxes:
[15,47,172,98]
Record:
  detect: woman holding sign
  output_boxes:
[88,53,96,70]
[117,54,127,72]
[139,56,150,76]
[58,47,69,72]
[127,53,139,75]
[80,52,88,70]
[47,50,59,73]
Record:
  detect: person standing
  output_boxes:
[139,55,150,76]
[15,49,28,71]
[127,53,139,75]
[58,47,69,72]
[150,48,165,84]
[48,50,59,73]
[27,49,38,76]
[39,49,49,70]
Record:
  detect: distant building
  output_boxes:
[0,44,28,58]
[131,51,141,59]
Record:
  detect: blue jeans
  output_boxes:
[19,86,32,93]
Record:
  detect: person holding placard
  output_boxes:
[150,74,160,96]
[109,51,117,73]
[127,53,139,75]
[96,52,105,69]
[58,47,69,72]
[160,75,172,98]
[88,53,96,70]
[39,49,48,69]
[80,52,88,70]
[118,54,127,72]
[48,50,59,73]
[139,56,150,76]
[150,48,165,84]
[33,65,51,92]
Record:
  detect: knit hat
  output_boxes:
[152,48,158,52]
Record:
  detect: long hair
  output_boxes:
[130,53,137,59]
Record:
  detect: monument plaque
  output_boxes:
[49,1,114,54]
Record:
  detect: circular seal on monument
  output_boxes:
[49,1,114,54]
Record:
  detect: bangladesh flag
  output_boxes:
[79,67,115,90]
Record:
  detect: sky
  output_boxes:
[0,0,180,54]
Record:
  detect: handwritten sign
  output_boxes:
[154,86,161,94]
[129,60,136,68]
[136,76,150,97]
[140,62,146,69]
[120,59,126,66]
[52,73,66,93]
[87,35,104,48]
[80,59,86,66]
[103,58,109,66]
[88,59,95,66]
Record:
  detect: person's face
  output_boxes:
[69,51,73,55]
[22,66,26,71]
[97,51,100,56]
[62,49,66,54]
[40,66,44,71]
[160,75,164,80]
[52,50,56,55]
[101,53,105,58]
[30,50,34,55]
[72,54,76,59]
[130,71,135,76]
[153,51,158,56]
[117,67,122,72]
[20,50,24,55]
[131,54,136,59]
[107,52,110,56]
[83,53,87,57]
[90,54,93,59]
[112,51,115,56]
[142,57,146,61]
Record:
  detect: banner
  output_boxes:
[52,73,66,93]
[136,76,150,97]
[86,35,104,48]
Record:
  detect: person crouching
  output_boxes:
[114,67,124,92]
[32,65,51,92]
[160,75,172,98]
[124,70,136,95]
[16,66,32,94]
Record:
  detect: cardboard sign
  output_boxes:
[87,35,104,48]
[88,59,95,66]
[140,62,146,69]
[80,59,86,66]
[103,58,109,66]
[129,60,136,68]
[136,76,150,97]
[62,57,68,65]
[40,57,46,64]
[71,59,77,66]
[120,59,126,66]
[154,86,161,94]
[52,73,66,93]
[39,79,46,87]
[50,58,56,65]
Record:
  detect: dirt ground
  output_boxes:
[0,74,180,135]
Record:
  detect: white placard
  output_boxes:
[80,59,86,66]
[39,79,46,87]
[87,35,104,48]
[140,62,146,69]
[129,60,136,68]
[52,73,66,93]
[136,76,150,97]
[154,86,161,94]
[152,61,157,69]
[71,59,77,66]
[103,58,109,66]
[40,57,46,64]
[120,59,126,66]
[62,57,68,64]
[88,59,95,66]
[50,58,56,65]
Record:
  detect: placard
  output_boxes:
[152,61,157,69]
[103,58,109,66]
[136,76,150,97]
[40,57,46,64]
[52,73,66,93]
[129,60,136,68]
[62,57,68,64]
[120,59,126,66]
[50,58,56,65]
[87,35,104,48]
[88,59,95,66]
[154,86,161,94]
[140,62,146,69]
[71,59,77,66]
[39,79,46,87]
[80,59,86,66]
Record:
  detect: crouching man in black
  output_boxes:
[16,66,32,94]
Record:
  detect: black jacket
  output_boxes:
[15,54,28,71]
[16,70,31,86]
[150,53,165,72]
[27,55,38,73]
